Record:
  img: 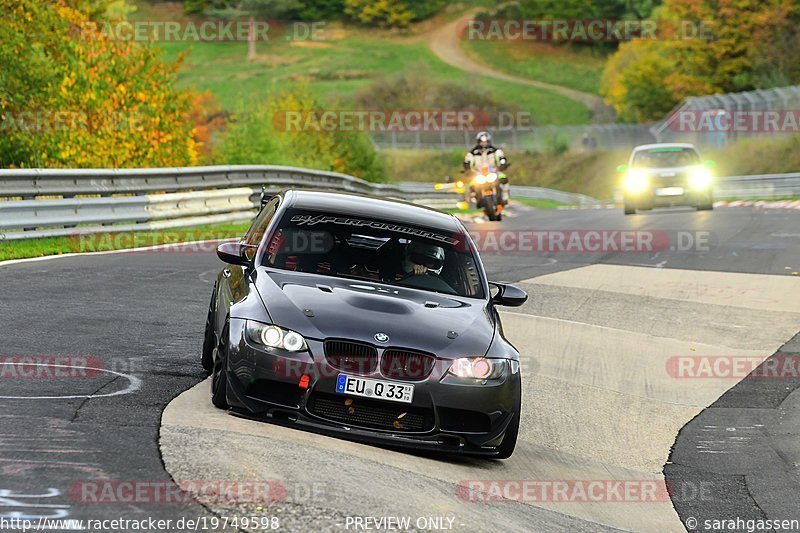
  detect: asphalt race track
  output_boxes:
[2,204,800,532]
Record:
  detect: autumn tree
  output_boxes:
[0,0,198,168]
[601,0,800,121]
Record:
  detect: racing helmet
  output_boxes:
[405,242,445,275]
[476,131,492,148]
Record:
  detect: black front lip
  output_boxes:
[223,367,519,454]
[226,403,515,456]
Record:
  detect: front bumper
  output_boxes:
[625,186,712,208]
[223,318,520,455]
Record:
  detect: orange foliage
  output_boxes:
[0,0,198,168]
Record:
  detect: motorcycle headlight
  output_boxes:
[245,321,308,352]
[448,358,507,380]
[487,173,498,183]
[689,166,712,189]
[623,169,648,193]
[473,175,486,185]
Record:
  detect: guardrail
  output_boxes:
[0,165,471,241]
[714,173,800,199]
[0,166,416,199]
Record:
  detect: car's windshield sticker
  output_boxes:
[290,214,459,246]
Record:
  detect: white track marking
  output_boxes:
[0,363,141,400]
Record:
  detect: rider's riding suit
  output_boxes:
[463,132,510,206]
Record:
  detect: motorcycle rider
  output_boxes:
[463,131,510,206]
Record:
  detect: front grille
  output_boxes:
[324,340,378,375]
[652,171,688,187]
[381,350,436,381]
[308,393,433,432]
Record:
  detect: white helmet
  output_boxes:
[476,131,492,147]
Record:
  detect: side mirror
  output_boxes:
[616,164,628,173]
[489,282,528,307]
[216,242,251,266]
[704,160,717,168]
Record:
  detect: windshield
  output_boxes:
[632,148,701,168]
[261,209,484,299]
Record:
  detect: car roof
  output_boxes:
[632,143,697,152]
[282,190,462,233]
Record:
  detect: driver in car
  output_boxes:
[397,242,445,278]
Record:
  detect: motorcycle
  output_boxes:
[468,164,504,221]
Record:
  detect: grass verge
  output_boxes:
[0,222,251,262]
[462,39,607,95]
[512,198,569,209]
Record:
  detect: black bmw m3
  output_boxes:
[202,190,527,458]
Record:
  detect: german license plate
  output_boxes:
[656,187,684,196]
[335,374,414,404]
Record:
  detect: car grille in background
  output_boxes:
[653,171,688,187]
[308,393,433,432]
[324,340,378,375]
[381,350,436,381]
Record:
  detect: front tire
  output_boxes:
[210,323,230,409]
[201,288,217,375]
[484,196,499,221]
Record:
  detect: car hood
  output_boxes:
[254,269,495,358]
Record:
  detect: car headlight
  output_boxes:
[245,321,307,352]
[689,166,712,189]
[448,358,507,380]
[623,169,648,193]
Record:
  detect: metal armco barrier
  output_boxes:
[0,166,409,198]
[0,165,468,240]
[714,173,800,199]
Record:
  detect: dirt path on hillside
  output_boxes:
[428,13,616,124]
